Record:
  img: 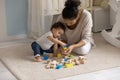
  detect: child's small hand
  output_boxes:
[61,43,66,47]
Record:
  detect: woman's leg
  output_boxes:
[73,42,91,55]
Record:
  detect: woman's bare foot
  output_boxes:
[35,56,42,62]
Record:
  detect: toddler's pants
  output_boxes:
[31,42,53,57]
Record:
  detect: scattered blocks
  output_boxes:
[45,55,87,69]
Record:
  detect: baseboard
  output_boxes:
[0,34,28,42]
[0,34,34,48]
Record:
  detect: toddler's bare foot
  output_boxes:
[35,56,42,62]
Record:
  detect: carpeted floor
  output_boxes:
[0,33,120,80]
[57,67,120,80]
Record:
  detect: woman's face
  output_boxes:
[63,19,77,26]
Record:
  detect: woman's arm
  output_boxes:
[72,40,85,48]
[63,40,85,55]
[64,11,93,55]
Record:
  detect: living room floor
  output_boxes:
[0,39,32,80]
[0,61,17,80]
[0,33,120,80]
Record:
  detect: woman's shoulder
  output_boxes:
[79,7,91,16]
[81,9,92,17]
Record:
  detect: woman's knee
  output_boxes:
[73,42,91,55]
[73,48,90,55]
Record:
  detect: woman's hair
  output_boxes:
[50,22,66,32]
[62,0,81,20]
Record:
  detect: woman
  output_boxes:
[57,0,95,55]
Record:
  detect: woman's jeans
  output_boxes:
[31,42,53,57]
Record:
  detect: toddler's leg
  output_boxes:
[44,46,53,53]
[31,42,43,62]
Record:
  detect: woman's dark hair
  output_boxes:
[50,22,66,32]
[62,0,81,20]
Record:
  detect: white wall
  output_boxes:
[6,0,28,36]
[0,0,7,40]
[0,0,28,42]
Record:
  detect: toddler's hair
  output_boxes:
[50,22,66,32]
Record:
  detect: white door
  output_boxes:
[0,0,7,41]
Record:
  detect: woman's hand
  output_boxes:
[64,45,75,55]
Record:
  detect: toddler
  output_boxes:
[31,22,66,62]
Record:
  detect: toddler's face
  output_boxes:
[52,28,64,38]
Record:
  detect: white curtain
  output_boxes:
[80,0,90,8]
[28,0,65,39]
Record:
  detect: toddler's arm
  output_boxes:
[53,44,58,57]
[47,36,66,47]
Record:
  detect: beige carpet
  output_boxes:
[0,33,120,80]
[57,67,120,80]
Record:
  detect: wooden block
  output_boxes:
[65,63,74,68]
[57,53,62,58]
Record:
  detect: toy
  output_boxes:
[43,56,49,60]
[78,56,87,64]
[65,63,74,68]
[60,59,65,65]
[45,55,87,69]
[46,60,58,69]
[46,60,52,64]
[56,64,63,69]
[68,54,74,58]
[43,52,49,60]
[74,59,80,65]
[65,44,69,48]
[57,53,62,58]
[63,44,69,52]
[45,65,51,69]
